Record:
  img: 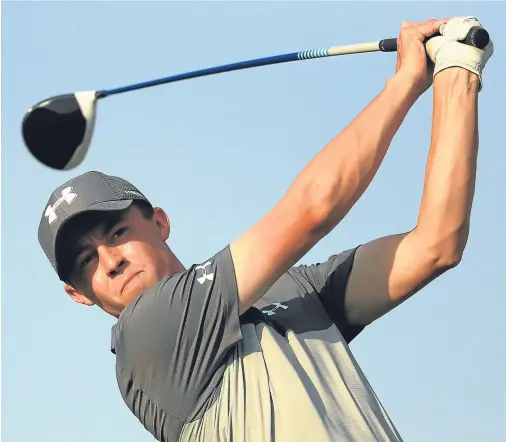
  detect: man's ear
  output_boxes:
[153,207,170,241]
[64,284,95,306]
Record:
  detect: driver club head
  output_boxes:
[22,91,98,170]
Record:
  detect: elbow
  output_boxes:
[305,184,355,236]
[306,196,339,236]
[300,163,364,235]
[430,237,467,271]
[414,224,469,272]
[412,229,467,273]
[433,249,463,272]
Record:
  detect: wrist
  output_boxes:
[434,68,480,92]
[385,72,423,103]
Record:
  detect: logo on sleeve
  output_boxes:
[196,261,214,284]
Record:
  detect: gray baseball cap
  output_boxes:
[38,171,152,281]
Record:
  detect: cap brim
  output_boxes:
[84,199,134,213]
[54,199,134,280]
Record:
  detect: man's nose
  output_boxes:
[99,247,126,277]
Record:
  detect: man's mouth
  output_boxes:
[121,271,143,294]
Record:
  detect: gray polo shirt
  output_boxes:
[111,245,403,441]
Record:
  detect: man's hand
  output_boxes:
[394,18,449,95]
[426,16,494,91]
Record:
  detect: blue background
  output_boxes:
[2,2,505,441]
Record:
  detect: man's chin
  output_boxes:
[122,272,150,299]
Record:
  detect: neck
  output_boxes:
[165,246,186,275]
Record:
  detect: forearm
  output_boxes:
[295,73,419,230]
[415,68,479,263]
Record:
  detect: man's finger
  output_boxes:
[415,18,449,37]
[401,21,422,30]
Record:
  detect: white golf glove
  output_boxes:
[426,16,494,91]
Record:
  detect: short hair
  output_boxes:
[56,200,154,283]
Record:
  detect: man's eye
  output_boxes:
[113,227,128,238]
[79,253,95,268]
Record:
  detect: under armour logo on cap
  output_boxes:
[44,186,78,225]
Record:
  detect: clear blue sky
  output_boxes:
[2,2,505,441]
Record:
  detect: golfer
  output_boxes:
[38,17,493,441]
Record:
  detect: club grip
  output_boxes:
[379,26,490,52]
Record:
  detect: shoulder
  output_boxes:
[110,245,245,439]
[117,245,237,332]
[111,244,244,390]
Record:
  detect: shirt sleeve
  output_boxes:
[112,245,243,441]
[288,246,366,343]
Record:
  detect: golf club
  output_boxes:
[22,27,489,171]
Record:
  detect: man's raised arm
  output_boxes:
[230,19,445,315]
[336,17,494,326]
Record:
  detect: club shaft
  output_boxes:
[96,26,489,99]
[97,41,383,98]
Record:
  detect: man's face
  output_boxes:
[63,204,173,317]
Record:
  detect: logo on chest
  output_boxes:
[260,302,288,316]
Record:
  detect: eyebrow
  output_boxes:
[72,212,129,259]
